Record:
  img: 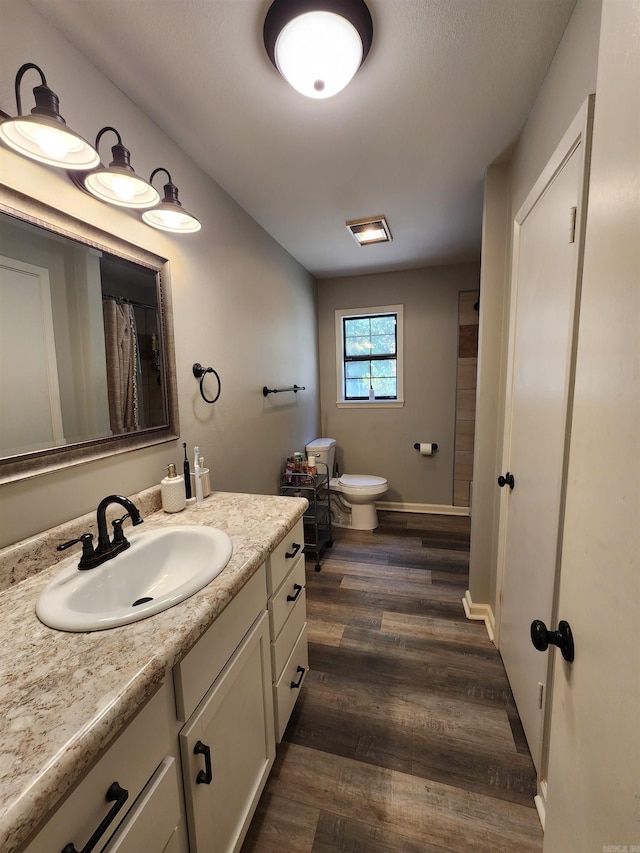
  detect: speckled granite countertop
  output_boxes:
[0,488,307,852]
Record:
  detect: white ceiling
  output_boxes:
[29,0,576,279]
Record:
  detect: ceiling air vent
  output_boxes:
[346,215,392,246]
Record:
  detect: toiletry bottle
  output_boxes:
[199,456,211,497]
[194,446,204,503]
[161,463,186,513]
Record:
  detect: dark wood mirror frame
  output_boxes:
[0,184,179,484]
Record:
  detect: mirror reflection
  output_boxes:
[0,187,179,483]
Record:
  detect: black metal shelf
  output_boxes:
[280,462,332,571]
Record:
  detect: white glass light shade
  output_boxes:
[0,115,100,170]
[142,205,201,234]
[355,227,386,243]
[275,11,363,98]
[84,169,160,209]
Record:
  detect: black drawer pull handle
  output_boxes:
[61,781,128,853]
[287,583,303,602]
[285,542,301,559]
[290,665,305,689]
[194,739,213,784]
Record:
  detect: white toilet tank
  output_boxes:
[306,438,336,476]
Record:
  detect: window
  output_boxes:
[335,304,404,407]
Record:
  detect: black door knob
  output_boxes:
[498,472,515,490]
[531,619,574,662]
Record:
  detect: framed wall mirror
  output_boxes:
[0,185,179,483]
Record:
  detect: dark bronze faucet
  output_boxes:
[57,494,143,570]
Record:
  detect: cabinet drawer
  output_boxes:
[24,682,171,853]
[266,518,304,594]
[268,556,305,640]
[271,588,306,680]
[102,756,182,853]
[273,624,308,743]
[174,564,267,722]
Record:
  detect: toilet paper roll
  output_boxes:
[419,443,436,456]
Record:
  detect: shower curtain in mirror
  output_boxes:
[102,298,140,434]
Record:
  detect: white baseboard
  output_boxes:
[462,589,496,643]
[534,779,547,830]
[376,501,470,517]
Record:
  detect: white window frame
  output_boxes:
[335,304,404,408]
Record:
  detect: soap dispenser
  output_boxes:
[161,463,186,513]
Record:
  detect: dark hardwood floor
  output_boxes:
[241,512,543,852]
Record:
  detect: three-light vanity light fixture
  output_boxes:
[0,63,201,234]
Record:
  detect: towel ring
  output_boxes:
[193,363,221,404]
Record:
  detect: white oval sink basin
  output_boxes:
[36,525,233,632]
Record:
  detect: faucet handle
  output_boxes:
[112,515,130,545]
[57,533,96,567]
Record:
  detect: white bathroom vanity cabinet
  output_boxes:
[3,491,308,853]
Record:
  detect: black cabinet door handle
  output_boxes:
[531,619,575,662]
[497,472,515,490]
[194,739,213,784]
[290,665,305,689]
[287,583,303,602]
[285,542,301,559]
[61,781,128,853]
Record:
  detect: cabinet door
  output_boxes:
[180,612,275,853]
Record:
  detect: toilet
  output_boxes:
[305,438,388,531]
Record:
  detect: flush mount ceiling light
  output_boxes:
[0,63,99,170]
[346,215,392,246]
[83,127,160,209]
[264,0,373,99]
[142,168,201,234]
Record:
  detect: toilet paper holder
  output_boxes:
[413,442,438,453]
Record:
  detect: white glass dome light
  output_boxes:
[83,127,160,210]
[264,0,373,100]
[0,63,99,170]
[275,11,363,99]
[142,168,201,234]
[84,168,159,209]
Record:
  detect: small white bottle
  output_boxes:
[161,463,186,513]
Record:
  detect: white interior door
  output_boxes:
[543,2,640,846]
[498,101,593,772]
[0,255,64,453]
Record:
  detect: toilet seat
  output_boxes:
[331,474,388,500]
[339,474,386,488]
[337,474,387,496]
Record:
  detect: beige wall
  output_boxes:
[468,0,602,610]
[317,264,480,506]
[469,163,511,604]
[0,2,319,548]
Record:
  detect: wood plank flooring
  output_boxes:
[241,513,543,853]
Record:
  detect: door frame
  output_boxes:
[494,96,595,820]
